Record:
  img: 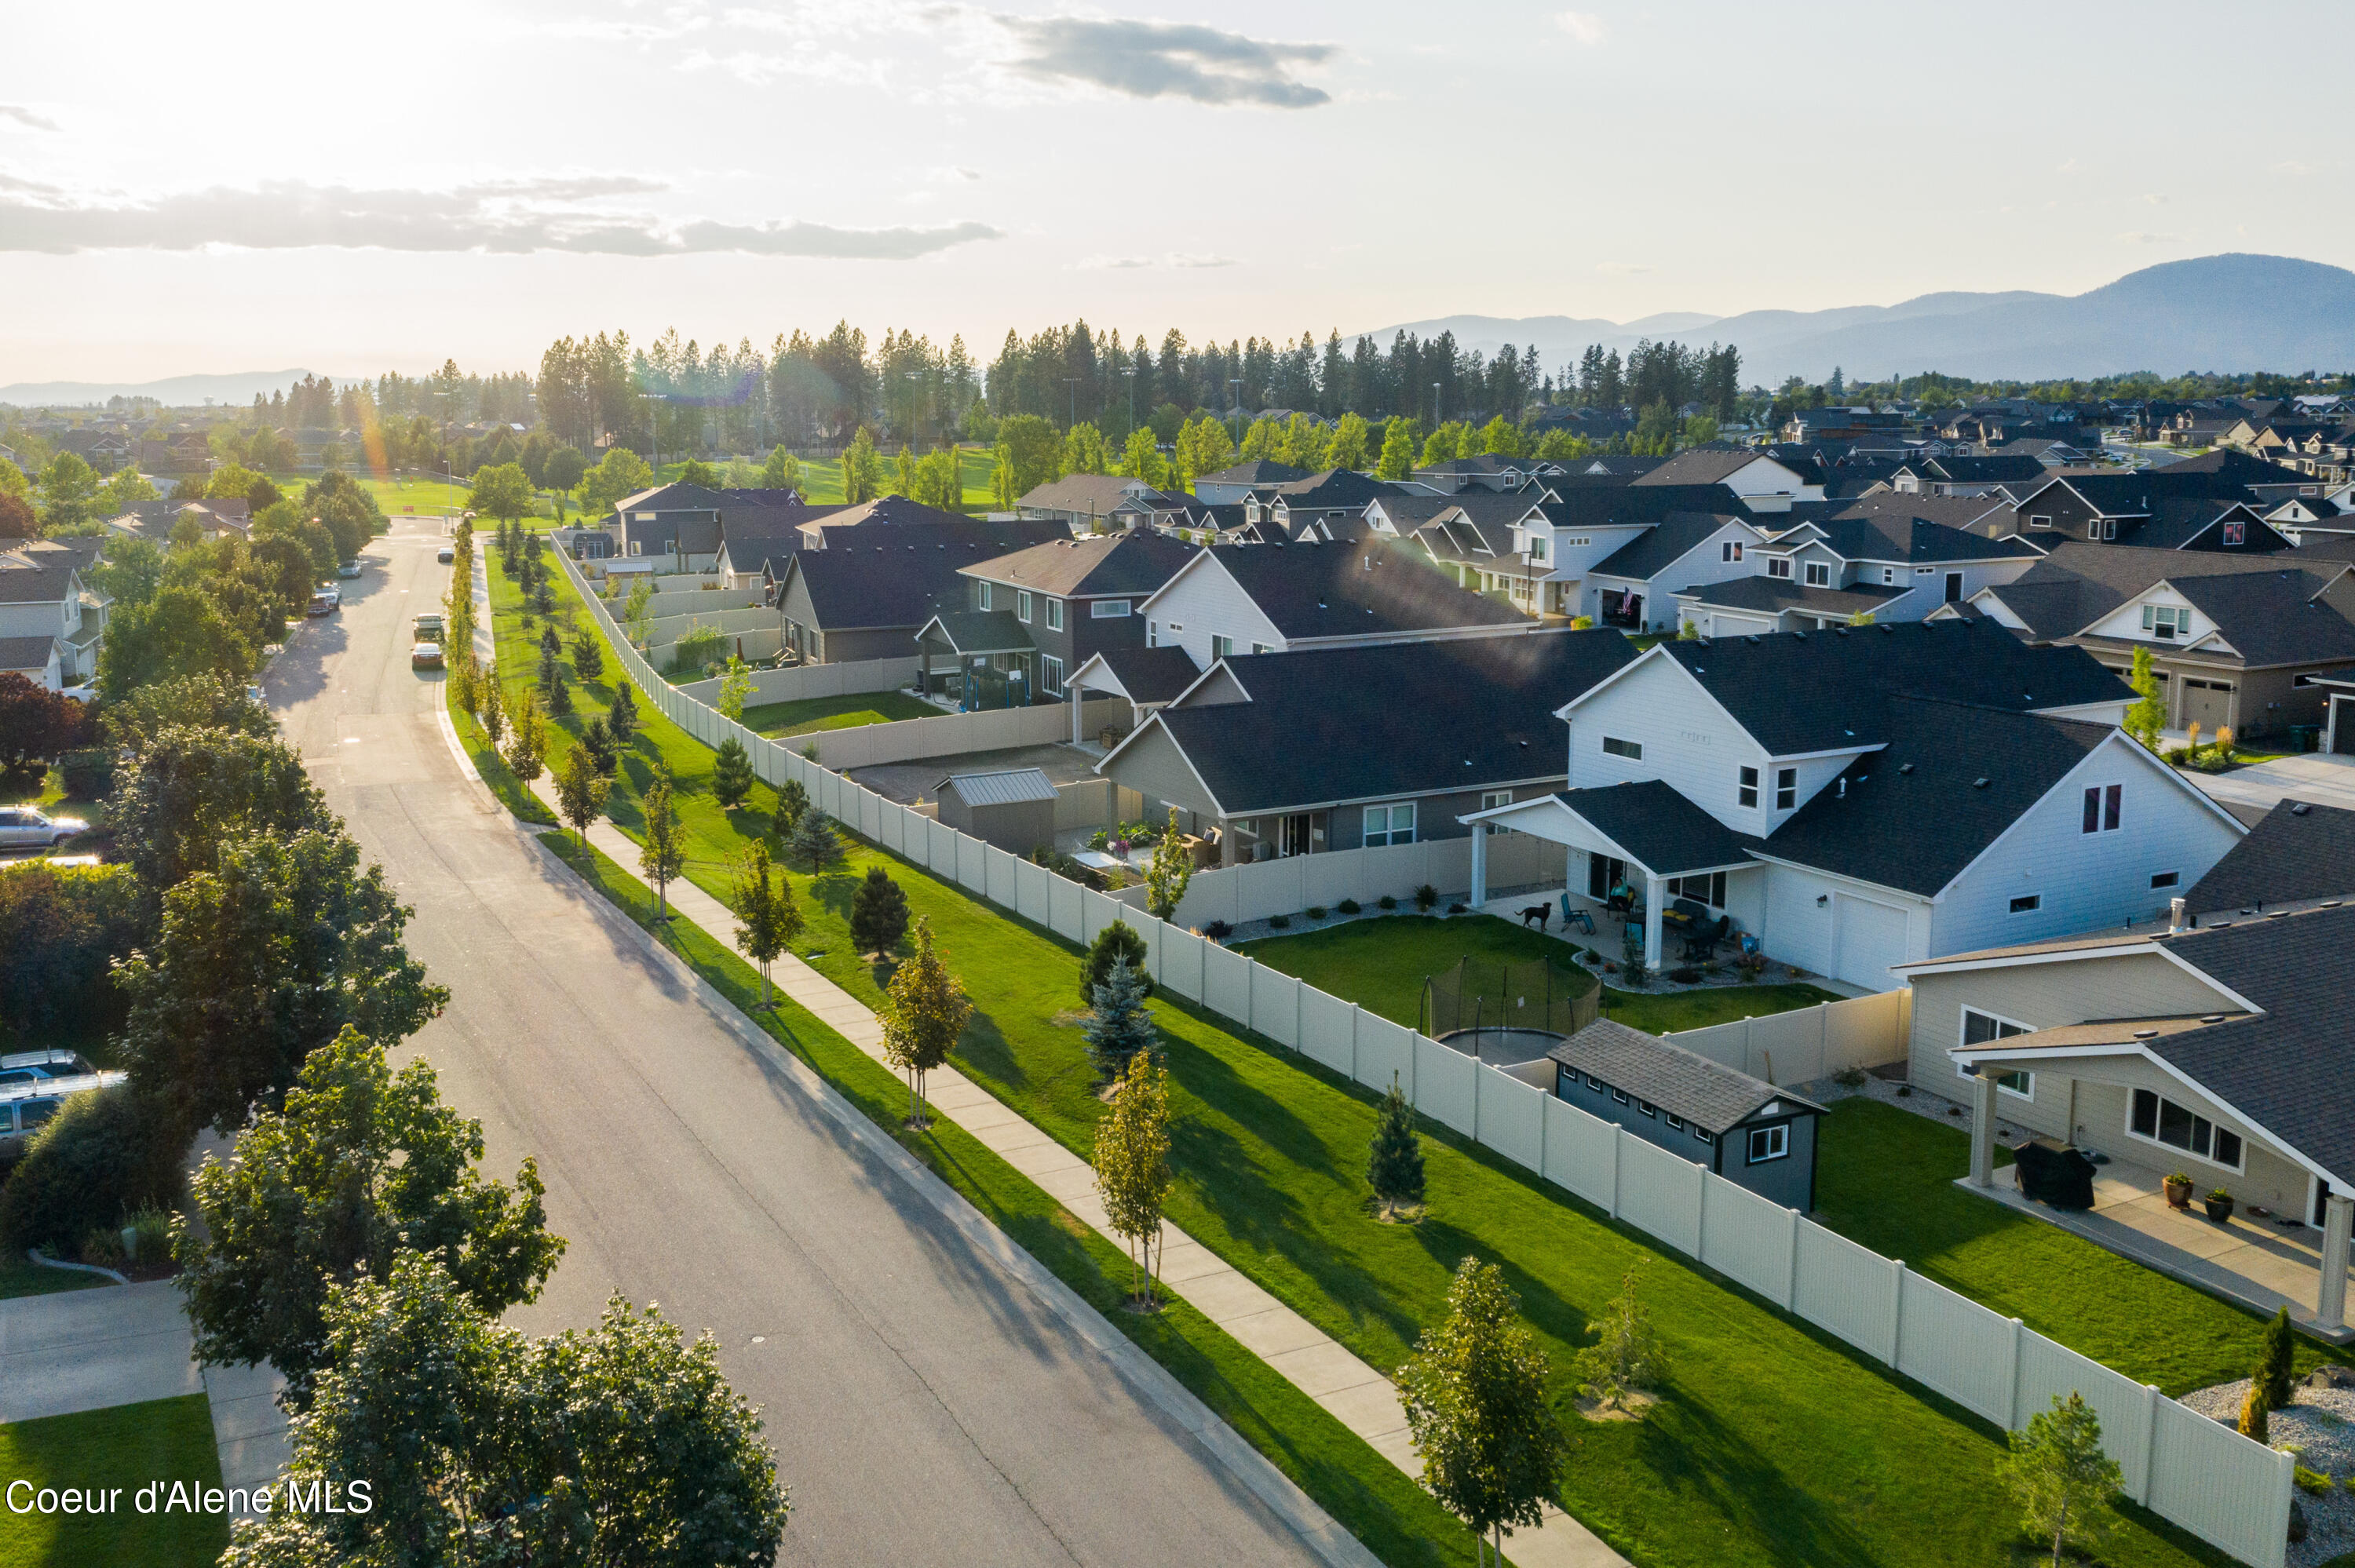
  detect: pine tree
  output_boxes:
[1083,957,1158,1080]
[606,678,637,742]
[1082,920,1152,1005]
[775,777,809,835]
[539,623,560,659]
[1572,1259,1670,1413]
[2260,1305,2297,1410]
[570,625,604,681]
[849,866,911,959]
[2002,1392,2123,1568]
[790,809,842,873]
[579,717,618,776]
[2238,1383,2269,1444]
[1367,1074,1426,1218]
[546,668,572,716]
[712,738,754,809]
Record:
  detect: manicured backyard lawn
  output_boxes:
[484,562,2234,1568]
[1236,915,1842,1037]
[741,689,937,738]
[0,1395,228,1568]
[1815,1097,2355,1395]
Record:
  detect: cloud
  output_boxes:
[2141,192,2168,205]
[1554,11,1607,45]
[0,104,58,132]
[2116,230,2178,245]
[675,44,885,84]
[1167,252,1236,268]
[1075,254,1153,270]
[1596,261,1650,275]
[997,16,1334,108]
[0,176,1002,258]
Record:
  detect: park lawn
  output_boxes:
[492,564,2233,1568]
[1815,1098,2355,1395]
[1236,916,1842,1037]
[761,446,997,509]
[0,1395,229,1568]
[742,690,936,738]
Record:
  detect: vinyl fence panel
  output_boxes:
[1476,1067,1545,1173]
[2149,1396,2291,1568]
[1049,873,1085,943]
[1015,859,1052,929]
[1157,928,1206,1001]
[955,830,988,894]
[1696,1176,1797,1308]
[2017,1330,2154,1498]
[1250,965,1301,1048]
[1543,1092,1616,1209]
[984,845,1021,910]
[1791,1220,1900,1361]
[924,819,958,876]
[1892,1269,2017,1428]
[1296,989,1353,1075]
[1412,1036,1477,1136]
[1351,1012,1417,1099]
[1615,1135,1704,1259]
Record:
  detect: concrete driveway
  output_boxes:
[262,519,1342,1567]
[2189,750,2355,815]
[0,1280,198,1424]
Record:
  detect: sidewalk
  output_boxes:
[0,1279,199,1424]
[531,785,1626,1568]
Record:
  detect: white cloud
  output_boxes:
[0,176,1002,258]
[1554,11,1607,46]
[675,45,884,84]
[1167,252,1237,268]
[2116,230,2178,245]
[0,105,57,132]
[1075,254,1153,270]
[996,16,1335,108]
[2141,192,2168,205]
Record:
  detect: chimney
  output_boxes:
[2168,896,2188,933]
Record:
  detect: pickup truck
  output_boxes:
[413,612,445,639]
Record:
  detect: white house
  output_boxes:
[1673,511,2043,636]
[1459,618,2240,989]
[0,566,104,684]
[1579,512,1766,633]
[1630,448,1824,509]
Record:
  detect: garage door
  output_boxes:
[1831,894,1910,993]
[1712,613,1776,638]
[2335,697,2355,755]
[2181,678,2233,734]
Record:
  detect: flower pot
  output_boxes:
[2164,1177,2193,1209]
[2203,1194,2235,1223]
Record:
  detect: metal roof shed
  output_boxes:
[935,768,1059,855]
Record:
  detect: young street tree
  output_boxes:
[1398,1256,1568,1568]
[881,917,970,1125]
[1142,808,1192,922]
[1092,1050,1174,1309]
[640,778,688,920]
[504,688,546,783]
[554,744,610,844]
[1083,957,1157,1081]
[1999,1391,2123,1568]
[849,865,910,960]
[712,736,755,809]
[1572,1259,1670,1413]
[177,1027,565,1406]
[1367,1074,1426,1219]
[731,840,801,1008]
[1081,918,1152,1005]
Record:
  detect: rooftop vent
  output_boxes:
[2133,1028,2158,1040]
[2201,1014,2225,1023]
[1899,762,1915,774]
[1972,776,1990,788]
[2292,802,2313,815]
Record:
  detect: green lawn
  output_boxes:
[0,1395,229,1568]
[1815,1098,2355,1395]
[0,1257,104,1303]
[741,690,937,739]
[1236,915,1842,1037]
[483,557,2233,1568]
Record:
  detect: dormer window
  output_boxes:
[1767,556,1792,579]
[1804,562,1831,587]
[2222,521,2246,545]
[1528,535,1546,562]
[2141,603,2187,640]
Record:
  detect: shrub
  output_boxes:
[1833,1066,1869,1090]
[0,1084,187,1257]
[1081,920,1152,1005]
[2295,1464,2331,1497]
[1337,898,1360,915]
[1306,906,1327,920]
[1269,913,1291,928]
[711,737,754,808]
[1202,920,1233,942]
[1669,967,1700,983]
[57,747,114,800]
[1414,884,1437,910]
[0,861,142,1039]
[1378,895,1397,911]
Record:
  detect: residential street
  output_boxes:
[261,516,1342,1568]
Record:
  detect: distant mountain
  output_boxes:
[0,369,320,409]
[1364,255,2355,385]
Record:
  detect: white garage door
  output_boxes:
[1711,613,1776,638]
[1831,894,1910,993]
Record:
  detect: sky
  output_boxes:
[2,0,2349,385]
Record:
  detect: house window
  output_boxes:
[2141,603,2188,640]
[1880,566,1896,584]
[2151,870,2179,888]
[2101,519,2118,541]
[1046,598,1064,630]
[1479,789,1512,834]
[1017,589,1032,622]
[2029,514,2053,530]
[1747,1125,1789,1164]
[1363,803,1416,847]
[1091,599,1130,618]
[1040,655,1064,695]
[1251,642,1274,655]
[1602,736,1642,760]
[1146,619,1159,647]
[2223,521,2246,545]
[1767,556,1793,579]
[1774,767,1796,811]
[2130,1088,2244,1170]
[2081,783,2122,834]
[628,540,643,556]
[977,582,993,611]
[1804,562,1831,587]
[1722,542,1743,563]
[1529,536,1546,562]
[1961,1008,2033,1096]
[1738,765,1759,809]
[2010,894,2042,913]
[1666,871,1727,906]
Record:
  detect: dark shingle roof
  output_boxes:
[1532,483,1744,529]
[1198,459,1311,487]
[0,635,58,670]
[2183,799,2355,915]
[1631,449,1794,487]
[1194,541,1530,639]
[1087,645,1202,706]
[1588,512,1748,583]
[918,610,1033,655]
[1554,781,1754,877]
[2166,571,2355,665]
[1547,1018,1824,1136]
[1016,474,1178,515]
[0,567,79,605]
[1267,469,1400,508]
[961,531,1199,598]
[783,543,985,629]
[1987,543,2355,663]
[1675,575,1908,617]
[1769,509,2036,564]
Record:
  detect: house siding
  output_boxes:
[1561,657,1776,833]
[1140,560,1287,668]
[1103,723,1224,822]
[1551,1064,1817,1209]
[1758,863,1932,990]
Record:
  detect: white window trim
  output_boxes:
[1958,1006,2034,1099]
[1040,654,1064,695]
[1738,764,1758,809]
[1480,789,1512,835]
[1767,556,1793,579]
[1091,599,1130,618]
[1017,589,1032,622]
[1746,1124,1790,1164]
[1804,561,1831,588]
[1774,766,1796,811]
[1046,597,1063,631]
[977,582,993,611]
[2126,1087,2246,1173]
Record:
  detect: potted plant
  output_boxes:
[2163,1172,2193,1209]
[2203,1187,2236,1223]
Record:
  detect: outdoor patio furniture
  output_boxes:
[1682,913,1732,961]
[1560,895,1594,935]
[2012,1140,2097,1210]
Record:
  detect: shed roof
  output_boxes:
[937,768,1058,807]
[1546,1018,1825,1136]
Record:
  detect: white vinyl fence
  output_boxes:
[1117,831,1564,929]
[551,550,2294,1568]
[678,656,920,707]
[1658,991,1913,1085]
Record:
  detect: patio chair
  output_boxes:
[1560,893,1594,935]
[1682,913,1732,962]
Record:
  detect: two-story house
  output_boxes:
[1192,460,1312,505]
[1674,509,2043,635]
[924,531,1198,704]
[1459,618,2236,989]
[1632,448,1824,509]
[1240,469,1405,542]
[1581,512,1769,632]
[0,563,105,686]
[610,483,726,569]
[1014,474,1178,534]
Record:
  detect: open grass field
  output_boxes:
[0,1395,229,1568]
[1236,915,1843,1037]
[480,552,2235,1568]
[740,689,937,739]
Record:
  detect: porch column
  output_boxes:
[1222,819,1244,867]
[2321,1194,2353,1332]
[1470,827,1488,907]
[1970,1070,1999,1188]
[1071,682,1083,745]
[1643,872,1666,971]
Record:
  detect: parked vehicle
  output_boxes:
[338,561,362,579]
[437,544,455,563]
[0,1050,96,1088]
[414,612,444,639]
[307,589,339,617]
[0,807,88,849]
[412,641,444,669]
[0,1070,127,1147]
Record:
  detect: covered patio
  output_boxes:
[914,611,1035,709]
[1064,644,1202,749]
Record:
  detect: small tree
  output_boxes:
[1999,1391,2123,1568]
[2238,1383,2269,1444]
[478,682,505,749]
[579,716,619,777]
[1142,807,1193,922]
[1367,1074,1426,1218]
[553,745,610,844]
[2125,646,2167,749]
[882,918,970,1123]
[712,737,754,809]
[571,625,605,681]
[607,678,638,742]
[1082,957,1157,1080]
[1572,1258,1670,1413]
[639,779,688,920]
[1092,1050,1173,1308]
[790,808,842,873]
[717,655,754,721]
[1398,1257,1566,1567]
[2259,1304,2297,1410]
[504,689,545,783]
[1082,919,1152,1005]
[731,840,801,1008]
[624,579,655,647]
[776,776,809,834]
[849,866,910,959]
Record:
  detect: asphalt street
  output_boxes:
[265,516,1340,1567]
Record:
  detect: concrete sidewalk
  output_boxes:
[534,783,1626,1568]
[0,1279,199,1424]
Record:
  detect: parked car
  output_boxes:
[0,1050,96,1088]
[412,641,444,669]
[0,1070,127,1149]
[414,612,444,639]
[338,561,362,579]
[0,807,88,849]
[307,589,339,617]
[437,544,455,563]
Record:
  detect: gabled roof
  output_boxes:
[1531,483,1743,530]
[1762,507,2037,566]
[2163,571,2355,665]
[1016,474,1177,515]
[916,610,1034,655]
[960,531,1198,598]
[2183,799,2355,916]
[1630,449,1795,488]
[1547,1018,1824,1136]
[1985,542,2355,662]
[1167,541,1530,640]
[1675,575,1908,618]
[0,634,59,671]
[780,541,988,629]
[937,768,1057,807]
[1264,468,1400,509]
[1552,781,1755,877]
[1805,490,2023,542]
[2125,498,2287,552]
[1197,459,1311,487]
[0,566,81,605]
[612,482,725,514]
[1908,454,2049,483]
[1075,644,1200,707]
[1588,512,1750,583]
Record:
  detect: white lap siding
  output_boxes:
[1759,862,1932,991]
[1563,658,1774,831]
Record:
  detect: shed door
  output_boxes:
[1831,894,1909,993]
[2181,678,2234,735]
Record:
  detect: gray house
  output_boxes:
[1547,1018,1826,1209]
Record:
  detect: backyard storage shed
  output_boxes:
[934,768,1058,855]
[1547,1018,1827,1209]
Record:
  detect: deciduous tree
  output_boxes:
[640,777,687,917]
[96,582,255,701]
[1142,808,1192,921]
[731,839,801,1007]
[1572,1259,1669,1412]
[1091,1050,1172,1307]
[554,744,610,844]
[2125,646,2167,749]
[717,655,754,720]
[881,917,970,1122]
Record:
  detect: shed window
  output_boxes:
[1639,1100,1658,1118]
[2130,1088,2244,1170]
[1746,1125,1789,1163]
[1666,1113,1685,1131]
[1694,1126,1714,1145]
[1612,1088,1630,1106]
[1585,1074,1604,1092]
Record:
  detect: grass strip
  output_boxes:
[0,1395,229,1568]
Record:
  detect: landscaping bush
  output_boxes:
[1413,884,1437,910]
[1201,920,1232,942]
[1337,899,1360,915]
[1269,913,1291,928]
[57,746,115,800]
[1306,905,1327,920]
[1378,895,1397,911]
[1669,967,1700,983]
[0,1084,187,1258]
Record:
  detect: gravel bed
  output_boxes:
[2183,1377,2355,1566]
[1792,1070,2034,1144]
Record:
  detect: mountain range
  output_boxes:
[1364,254,2355,387]
[0,368,328,409]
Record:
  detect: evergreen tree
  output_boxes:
[1083,957,1157,1080]
[2260,1305,2298,1410]
[849,866,910,958]
[1081,919,1152,1005]
[775,777,809,835]
[712,737,754,809]
[1367,1074,1426,1217]
[607,678,638,742]
[790,808,842,872]
[539,622,561,659]
[570,625,604,681]
[2001,1392,2123,1568]
[546,665,573,716]
[2238,1383,2269,1443]
[1572,1259,1670,1412]
[579,716,619,777]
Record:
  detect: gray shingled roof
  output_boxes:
[1086,644,1202,706]
[2183,799,2355,915]
[1675,575,1908,618]
[1193,540,1529,639]
[0,635,59,671]
[918,610,1034,655]
[961,531,1199,598]
[1588,512,1747,583]
[1553,782,1755,877]
[1546,1018,1824,1136]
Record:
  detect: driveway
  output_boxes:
[2188,750,2355,815]
[0,1281,198,1424]
[261,519,1340,1567]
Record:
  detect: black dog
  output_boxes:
[1519,905,1550,930]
